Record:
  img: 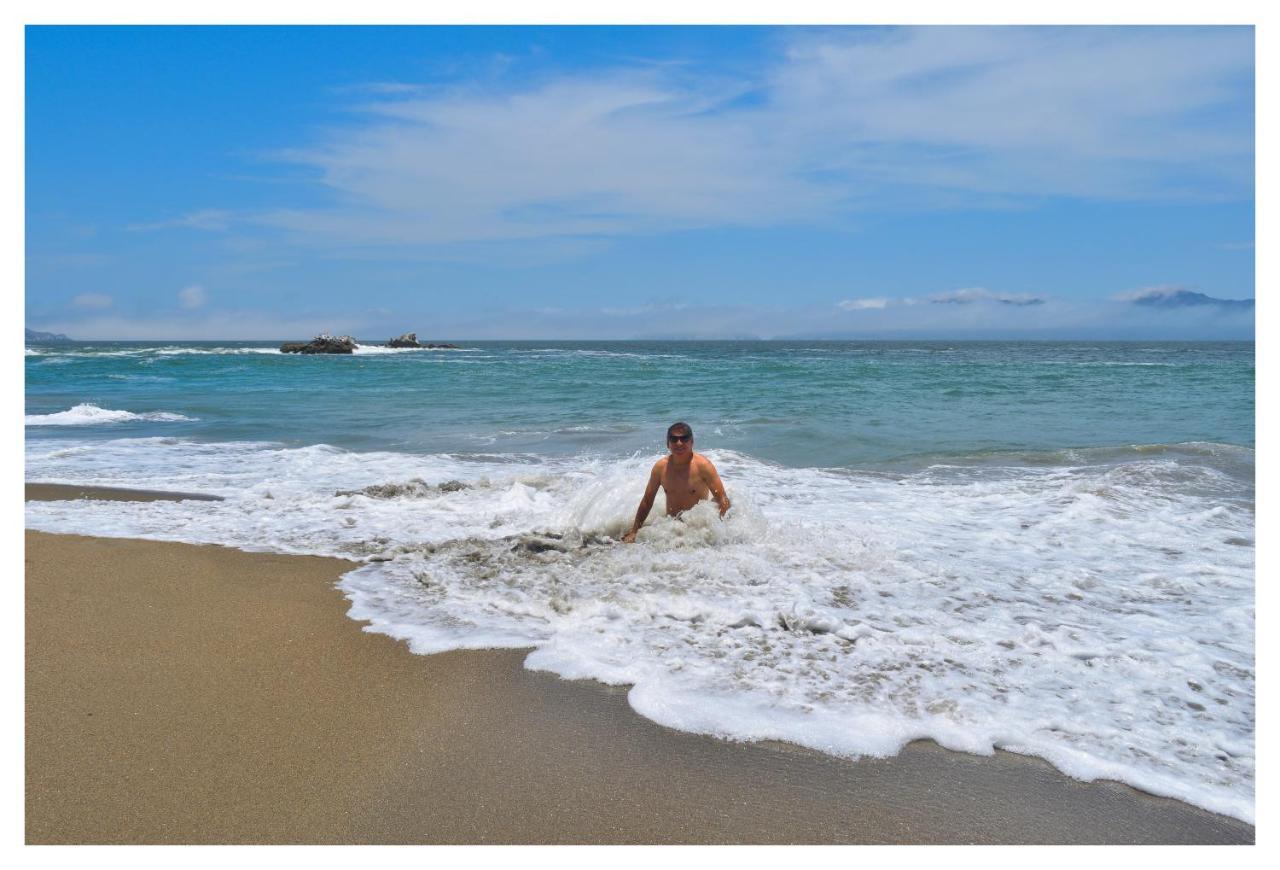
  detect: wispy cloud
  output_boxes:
[129,209,234,232]
[838,297,889,310]
[928,287,1045,306]
[70,293,113,309]
[198,26,1251,253]
[771,27,1252,199]
[330,81,430,96]
[178,285,208,309]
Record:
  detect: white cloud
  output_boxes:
[130,209,233,232]
[837,297,889,310]
[70,293,112,309]
[178,285,208,309]
[771,27,1252,192]
[927,287,1045,305]
[238,27,1249,251]
[331,81,428,96]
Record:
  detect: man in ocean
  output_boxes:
[621,421,730,543]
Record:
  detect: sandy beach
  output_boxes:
[24,486,1253,844]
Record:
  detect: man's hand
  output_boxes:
[621,529,638,544]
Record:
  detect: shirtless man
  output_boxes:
[621,421,730,543]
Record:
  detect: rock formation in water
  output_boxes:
[279,332,461,353]
[280,334,358,354]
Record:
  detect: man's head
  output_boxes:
[666,421,693,456]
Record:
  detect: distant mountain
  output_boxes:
[25,328,72,342]
[1130,290,1254,310]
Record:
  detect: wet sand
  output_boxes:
[25,483,223,502]
[24,486,1254,844]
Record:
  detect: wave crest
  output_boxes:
[25,403,196,426]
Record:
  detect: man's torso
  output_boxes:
[659,454,711,515]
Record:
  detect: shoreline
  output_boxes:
[25,487,1254,844]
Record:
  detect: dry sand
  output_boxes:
[25,486,1254,844]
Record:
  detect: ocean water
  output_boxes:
[24,340,1255,822]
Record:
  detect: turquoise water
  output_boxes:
[24,341,1255,467]
[24,339,1256,822]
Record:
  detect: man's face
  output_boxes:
[667,431,692,457]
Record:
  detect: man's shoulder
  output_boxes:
[692,453,717,471]
[652,456,669,473]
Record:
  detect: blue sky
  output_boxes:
[26,25,1255,339]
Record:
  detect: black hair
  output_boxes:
[667,421,693,440]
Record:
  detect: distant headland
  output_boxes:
[26,328,72,343]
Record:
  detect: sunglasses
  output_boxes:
[668,434,691,443]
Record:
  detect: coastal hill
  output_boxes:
[26,328,72,343]
[1130,289,1255,310]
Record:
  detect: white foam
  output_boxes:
[152,347,280,356]
[26,346,281,358]
[351,343,469,354]
[25,404,196,426]
[23,437,1255,823]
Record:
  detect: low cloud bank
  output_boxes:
[31,287,1252,342]
[927,288,1045,306]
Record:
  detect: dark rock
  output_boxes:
[335,478,472,499]
[424,342,460,349]
[280,333,358,354]
[387,332,421,348]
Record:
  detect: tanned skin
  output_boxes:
[622,427,730,543]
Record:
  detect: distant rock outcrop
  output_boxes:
[385,332,460,349]
[26,328,72,343]
[280,334,358,354]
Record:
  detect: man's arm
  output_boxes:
[622,461,664,543]
[701,458,731,517]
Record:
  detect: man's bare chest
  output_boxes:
[661,467,707,498]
